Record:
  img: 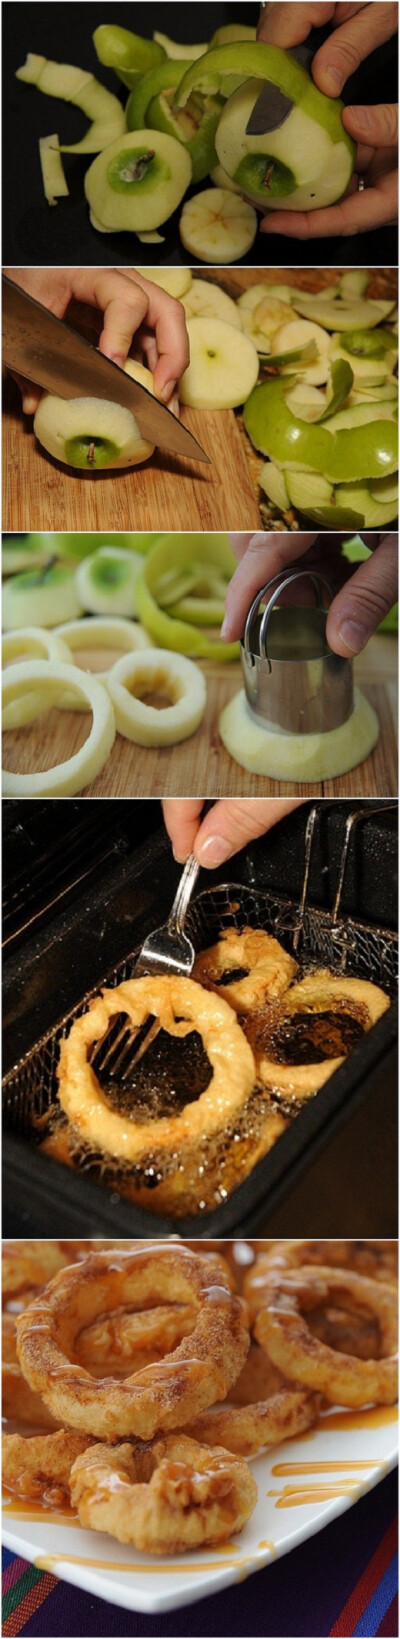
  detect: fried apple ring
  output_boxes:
[75,1303,198,1374]
[245,1241,398,1311]
[16,1245,249,1439]
[57,976,255,1165]
[193,927,297,1014]
[2,1241,71,1300]
[2,1429,93,1508]
[70,1434,257,1552]
[250,971,390,1098]
[254,1265,398,1407]
[185,1384,320,1459]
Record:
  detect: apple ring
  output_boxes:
[75,1302,199,1374]
[2,660,115,796]
[16,1244,249,1438]
[55,617,154,710]
[2,1240,72,1300]
[249,970,390,1099]
[244,1240,398,1310]
[186,1383,320,1459]
[70,1434,257,1551]
[105,648,206,746]
[193,926,297,1014]
[254,1264,398,1407]
[56,976,255,1166]
[2,1429,93,1508]
[2,627,71,728]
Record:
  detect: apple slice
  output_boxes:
[269,319,330,385]
[329,334,394,387]
[259,463,290,511]
[75,547,143,616]
[285,471,334,512]
[183,278,242,328]
[16,53,126,153]
[219,686,378,781]
[84,129,192,232]
[2,565,83,629]
[315,481,398,529]
[339,270,369,301]
[179,316,259,409]
[238,287,294,350]
[292,294,396,331]
[285,384,327,422]
[179,187,257,263]
[134,267,192,297]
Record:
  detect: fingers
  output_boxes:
[260,168,398,236]
[120,270,190,401]
[257,3,335,45]
[312,3,397,95]
[342,102,398,146]
[162,801,205,863]
[10,371,42,415]
[222,533,318,640]
[326,534,398,655]
[190,800,305,868]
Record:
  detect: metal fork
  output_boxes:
[89,854,200,1084]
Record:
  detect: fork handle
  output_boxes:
[168,853,200,934]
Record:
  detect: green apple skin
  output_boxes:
[126,59,193,129]
[20,532,162,562]
[244,377,398,482]
[175,43,356,210]
[93,25,166,90]
[64,436,120,469]
[126,60,222,184]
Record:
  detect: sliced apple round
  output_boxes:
[292,293,396,331]
[84,129,192,232]
[183,278,242,328]
[179,317,259,410]
[135,266,192,298]
[2,565,83,629]
[179,187,257,263]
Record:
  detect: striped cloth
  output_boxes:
[2,1469,397,1638]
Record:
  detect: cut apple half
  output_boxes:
[179,316,259,409]
[16,53,126,153]
[183,278,242,328]
[179,187,257,263]
[85,129,192,232]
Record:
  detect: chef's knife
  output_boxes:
[245,26,332,136]
[2,276,211,465]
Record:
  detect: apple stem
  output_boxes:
[37,554,59,583]
[263,163,275,190]
[87,442,96,465]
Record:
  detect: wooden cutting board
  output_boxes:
[3,634,397,799]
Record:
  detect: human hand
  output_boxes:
[257,3,398,237]
[222,533,398,656]
[162,799,304,867]
[5,266,189,414]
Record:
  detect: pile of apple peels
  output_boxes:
[16,21,357,258]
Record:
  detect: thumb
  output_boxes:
[342,102,398,147]
[326,535,398,656]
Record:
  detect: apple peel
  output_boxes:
[219,687,379,782]
[105,648,206,746]
[2,661,116,796]
[16,54,126,153]
[39,134,69,205]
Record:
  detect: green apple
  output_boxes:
[16,53,126,153]
[179,187,257,262]
[2,534,69,574]
[291,293,396,331]
[2,564,83,629]
[174,43,355,211]
[34,359,157,470]
[75,547,143,616]
[84,129,191,232]
[93,25,165,90]
[183,278,242,328]
[179,316,259,409]
[243,376,398,481]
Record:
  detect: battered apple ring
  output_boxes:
[254,1265,398,1407]
[193,927,297,1014]
[2,1362,61,1430]
[2,1241,72,1300]
[16,1245,250,1439]
[251,970,390,1099]
[70,1434,257,1552]
[244,1241,398,1313]
[185,1384,320,1459]
[2,1429,93,1508]
[56,976,255,1166]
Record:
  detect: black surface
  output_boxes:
[3,1,397,267]
[2,799,398,1238]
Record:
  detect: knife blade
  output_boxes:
[245,28,330,136]
[2,276,211,465]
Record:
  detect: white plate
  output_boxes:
[3,1404,397,1616]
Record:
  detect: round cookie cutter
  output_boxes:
[241,569,353,735]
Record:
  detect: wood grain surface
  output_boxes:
[3,267,396,535]
[3,634,397,799]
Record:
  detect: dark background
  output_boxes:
[2,1,398,267]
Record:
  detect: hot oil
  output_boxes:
[266,1010,365,1066]
[95,1023,212,1120]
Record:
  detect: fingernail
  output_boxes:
[22,394,38,415]
[196,834,231,868]
[172,845,188,863]
[161,380,176,402]
[322,63,343,93]
[347,104,373,129]
[170,395,180,419]
[338,618,367,654]
[220,615,231,638]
